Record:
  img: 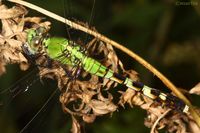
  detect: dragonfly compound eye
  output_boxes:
[30,36,42,53]
[36,27,47,36]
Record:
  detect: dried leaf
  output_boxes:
[1,19,15,37]
[24,17,44,23]
[82,114,96,123]
[189,120,200,133]
[89,99,117,115]
[0,5,27,19]
[189,82,200,95]
[77,88,97,104]
[119,88,137,107]
[5,38,23,50]
[0,62,6,75]
[71,116,81,133]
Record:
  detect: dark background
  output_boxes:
[0,0,200,133]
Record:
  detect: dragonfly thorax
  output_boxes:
[26,27,88,67]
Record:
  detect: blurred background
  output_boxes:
[0,0,200,132]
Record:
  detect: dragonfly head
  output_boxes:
[26,27,49,55]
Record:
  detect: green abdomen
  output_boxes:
[83,57,108,77]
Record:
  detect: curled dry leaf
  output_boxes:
[82,114,96,123]
[0,4,29,72]
[189,82,200,95]
[0,5,27,19]
[24,17,45,24]
[189,120,200,133]
[145,108,200,133]
[0,61,6,75]
[119,88,137,107]
[71,116,81,133]
[89,99,117,115]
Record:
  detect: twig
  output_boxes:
[150,109,171,133]
[6,0,200,127]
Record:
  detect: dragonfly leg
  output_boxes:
[43,55,53,68]
[60,64,80,80]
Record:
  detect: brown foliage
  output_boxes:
[0,2,200,133]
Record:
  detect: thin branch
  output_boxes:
[150,109,171,133]
[6,0,200,127]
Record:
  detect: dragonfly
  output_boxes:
[1,0,191,132]
[22,26,189,113]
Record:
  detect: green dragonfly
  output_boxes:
[22,26,189,113]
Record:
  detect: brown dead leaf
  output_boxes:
[5,38,23,50]
[119,88,137,107]
[24,17,44,24]
[189,82,200,95]
[1,19,15,37]
[0,62,6,75]
[77,88,97,104]
[0,5,27,19]
[89,99,117,115]
[82,114,96,123]
[71,116,81,133]
[189,120,200,133]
